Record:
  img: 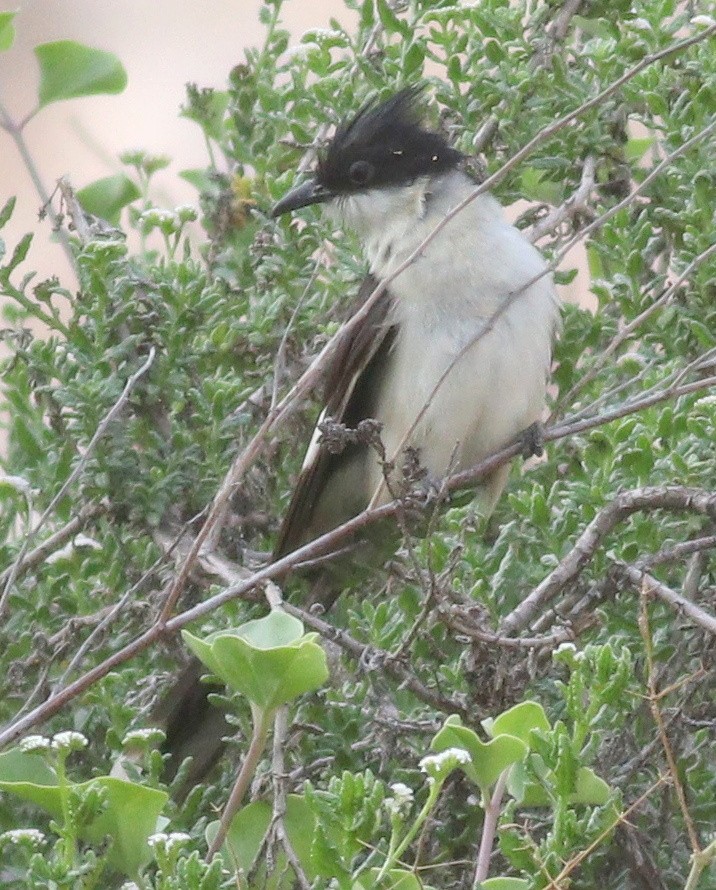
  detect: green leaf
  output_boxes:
[0,749,167,877]
[179,168,217,193]
[7,232,32,272]
[183,611,329,713]
[35,41,127,108]
[208,794,316,880]
[0,195,16,229]
[483,701,551,747]
[353,869,424,888]
[376,0,409,36]
[431,716,528,793]
[480,879,530,890]
[0,12,16,52]
[507,760,610,807]
[77,173,140,225]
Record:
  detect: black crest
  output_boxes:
[316,86,463,195]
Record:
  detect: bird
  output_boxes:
[160,85,559,786]
[271,85,559,567]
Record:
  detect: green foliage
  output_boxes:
[0,0,714,887]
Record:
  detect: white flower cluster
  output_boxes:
[148,831,192,853]
[384,782,414,818]
[419,747,472,782]
[51,731,89,752]
[0,828,46,846]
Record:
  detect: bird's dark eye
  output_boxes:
[348,160,375,187]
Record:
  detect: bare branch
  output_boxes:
[638,591,703,853]
[623,564,716,636]
[0,503,105,588]
[526,155,596,244]
[500,486,716,637]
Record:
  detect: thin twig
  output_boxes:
[0,503,105,588]
[268,706,311,889]
[626,564,716,636]
[472,771,508,888]
[526,155,596,243]
[206,708,272,860]
[542,772,672,889]
[638,589,702,853]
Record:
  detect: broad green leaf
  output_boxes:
[0,749,167,876]
[0,12,16,51]
[0,749,56,785]
[483,701,551,747]
[208,794,316,882]
[35,40,127,108]
[431,716,527,792]
[77,173,140,225]
[183,611,328,712]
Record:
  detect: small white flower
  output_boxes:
[390,782,414,802]
[384,782,414,818]
[51,731,88,752]
[419,748,472,782]
[695,395,716,407]
[19,735,51,753]
[122,727,164,746]
[691,15,715,28]
[0,828,46,846]
[555,642,577,655]
[148,831,191,852]
[631,18,651,31]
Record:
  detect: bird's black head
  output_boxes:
[271,87,463,217]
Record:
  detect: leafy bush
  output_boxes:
[0,2,714,887]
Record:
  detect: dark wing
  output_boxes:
[273,274,396,559]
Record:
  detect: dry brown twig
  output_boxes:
[638,589,703,854]
[526,155,597,244]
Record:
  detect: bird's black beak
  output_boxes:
[271,177,334,218]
